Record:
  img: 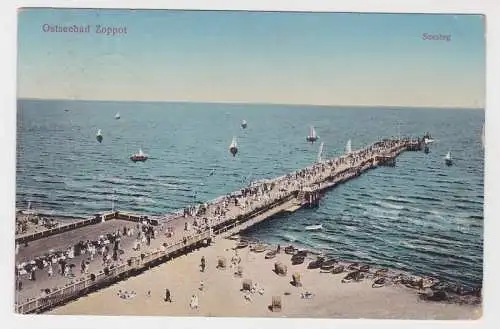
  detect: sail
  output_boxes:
[230,136,238,148]
[97,129,102,136]
[317,142,324,162]
[115,112,121,119]
[309,126,317,138]
[445,151,451,160]
[138,149,144,156]
[345,139,352,154]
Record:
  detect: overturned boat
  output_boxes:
[130,149,148,162]
[96,129,103,143]
[229,136,238,157]
[306,126,318,143]
[241,120,247,129]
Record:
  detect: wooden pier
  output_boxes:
[14,137,423,314]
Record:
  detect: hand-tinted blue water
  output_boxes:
[16,100,484,288]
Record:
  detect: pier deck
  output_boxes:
[14,137,423,314]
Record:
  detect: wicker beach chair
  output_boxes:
[292,273,302,287]
[274,262,287,276]
[217,257,227,269]
[271,296,282,312]
[242,279,252,291]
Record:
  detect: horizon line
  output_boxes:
[17,97,485,110]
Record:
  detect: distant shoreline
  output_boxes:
[16,98,484,111]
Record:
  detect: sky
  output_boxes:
[17,9,486,108]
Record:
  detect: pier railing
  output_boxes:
[15,211,118,244]
[15,230,211,314]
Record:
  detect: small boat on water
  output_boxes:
[445,151,453,166]
[306,126,319,143]
[229,136,238,157]
[115,112,121,120]
[305,224,323,231]
[96,129,103,143]
[241,120,247,129]
[130,149,148,162]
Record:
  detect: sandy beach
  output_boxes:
[50,237,481,319]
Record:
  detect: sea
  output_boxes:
[16,99,484,289]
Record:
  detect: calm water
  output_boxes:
[16,99,484,288]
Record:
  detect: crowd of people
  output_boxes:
[173,138,420,233]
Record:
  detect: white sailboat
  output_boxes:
[306,126,318,143]
[345,139,352,154]
[317,142,325,163]
[229,136,238,157]
[96,129,103,143]
[130,148,148,162]
[445,151,453,166]
[115,112,121,120]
